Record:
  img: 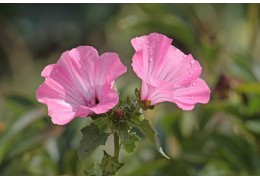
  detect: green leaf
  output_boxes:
[94,117,108,132]
[78,123,110,159]
[85,163,103,176]
[130,106,143,126]
[124,132,141,153]
[140,119,170,159]
[85,151,124,176]
[101,151,124,175]
[91,113,107,120]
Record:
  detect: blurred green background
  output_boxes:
[1,3,260,175]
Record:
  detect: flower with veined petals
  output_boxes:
[131,33,210,110]
[36,46,127,125]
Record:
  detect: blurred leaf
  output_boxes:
[85,163,102,176]
[5,93,36,107]
[230,54,257,81]
[245,120,260,134]
[247,96,260,115]
[236,83,260,94]
[180,112,197,138]
[0,109,45,161]
[78,123,110,159]
[127,159,168,176]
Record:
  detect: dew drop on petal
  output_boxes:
[190,60,195,65]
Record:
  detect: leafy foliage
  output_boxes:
[86,151,124,176]
[100,151,124,175]
[78,123,110,159]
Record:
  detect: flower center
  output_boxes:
[95,96,99,105]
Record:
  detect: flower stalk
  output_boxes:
[113,131,120,159]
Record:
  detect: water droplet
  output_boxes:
[190,60,195,65]
[192,82,196,86]
[149,57,153,62]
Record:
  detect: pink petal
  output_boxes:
[171,78,211,110]
[36,68,89,124]
[57,46,99,103]
[131,33,172,83]
[141,81,173,105]
[36,75,84,107]
[41,64,55,77]
[94,52,127,99]
[46,99,90,125]
[160,47,202,86]
[97,52,127,81]
[68,46,99,65]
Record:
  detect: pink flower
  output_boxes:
[36,46,127,125]
[131,33,210,110]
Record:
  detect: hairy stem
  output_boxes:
[113,131,120,159]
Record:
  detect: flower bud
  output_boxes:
[115,109,122,120]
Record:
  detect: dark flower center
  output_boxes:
[95,96,99,105]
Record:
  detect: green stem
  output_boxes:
[113,131,120,158]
